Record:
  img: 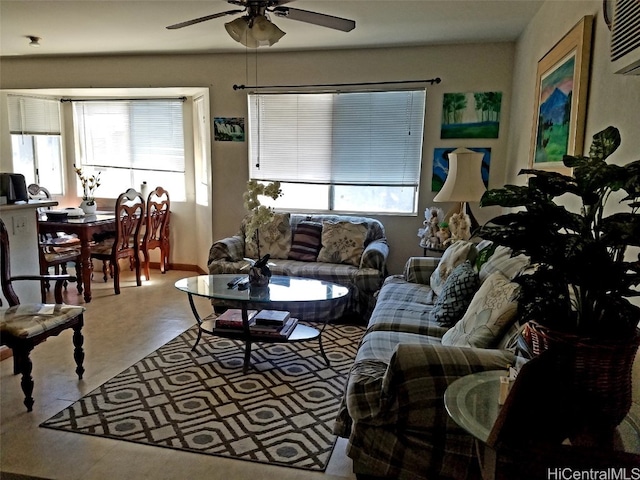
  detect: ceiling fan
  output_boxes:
[166,0,356,48]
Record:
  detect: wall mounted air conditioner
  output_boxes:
[611,0,640,74]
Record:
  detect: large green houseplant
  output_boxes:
[477,126,640,431]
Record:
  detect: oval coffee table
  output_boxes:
[175,274,349,372]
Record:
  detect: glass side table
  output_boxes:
[444,370,640,480]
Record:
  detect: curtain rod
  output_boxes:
[60,97,187,103]
[233,78,441,90]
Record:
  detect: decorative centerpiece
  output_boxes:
[242,180,283,286]
[477,126,640,436]
[74,165,101,215]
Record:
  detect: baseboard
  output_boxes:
[148,262,206,274]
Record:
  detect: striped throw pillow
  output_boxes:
[288,221,323,261]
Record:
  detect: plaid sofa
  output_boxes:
[334,250,528,480]
[207,214,389,322]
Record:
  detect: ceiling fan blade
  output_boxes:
[166,9,243,30]
[272,7,355,32]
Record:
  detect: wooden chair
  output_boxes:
[28,183,83,301]
[0,218,85,411]
[141,186,170,280]
[90,188,144,295]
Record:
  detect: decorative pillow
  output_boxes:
[429,261,480,327]
[429,240,477,298]
[441,271,520,348]
[288,221,323,261]
[478,245,529,283]
[245,213,292,260]
[317,221,368,266]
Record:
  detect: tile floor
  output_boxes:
[1,268,357,480]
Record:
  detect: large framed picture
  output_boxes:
[530,16,593,173]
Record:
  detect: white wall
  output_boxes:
[508,0,640,402]
[0,42,515,274]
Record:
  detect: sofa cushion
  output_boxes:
[245,213,292,260]
[478,245,529,283]
[429,240,477,298]
[429,261,479,327]
[317,221,368,266]
[287,221,323,261]
[441,271,519,348]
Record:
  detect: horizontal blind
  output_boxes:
[73,100,185,172]
[7,95,61,135]
[249,89,425,186]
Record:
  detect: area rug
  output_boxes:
[41,323,365,471]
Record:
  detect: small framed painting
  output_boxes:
[440,92,502,139]
[214,117,245,142]
[530,16,593,173]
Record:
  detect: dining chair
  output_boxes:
[90,188,144,295]
[28,183,82,301]
[0,218,85,411]
[141,186,170,280]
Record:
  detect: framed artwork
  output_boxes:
[440,91,502,139]
[530,16,593,173]
[214,117,245,142]
[432,147,491,192]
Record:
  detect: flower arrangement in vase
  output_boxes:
[242,180,283,286]
[74,165,101,214]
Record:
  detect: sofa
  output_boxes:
[207,213,389,322]
[333,240,530,480]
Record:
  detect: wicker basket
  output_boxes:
[525,321,640,432]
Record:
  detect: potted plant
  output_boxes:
[477,126,640,433]
[74,165,101,215]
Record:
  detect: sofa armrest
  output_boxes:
[380,344,515,430]
[360,239,389,272]
[402,256,440,285]
[207,234,245,266]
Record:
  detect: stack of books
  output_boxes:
[250,310,298,339]
[215,309,258,332]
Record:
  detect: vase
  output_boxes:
[79,200,97,215]
[526,321,640,436]
[248,265,271,287]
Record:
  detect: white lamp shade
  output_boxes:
[225,15,285,48]
[225,17,249,42]
[433,148,486,202]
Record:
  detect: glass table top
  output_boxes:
[445,370,640,453]
[175,274,349,304]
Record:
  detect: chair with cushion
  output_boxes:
[28,183,83,301]
[0,218,85,411]
[90,188,144,295]
[141,186,170,280]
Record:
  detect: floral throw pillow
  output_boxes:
[288,221,323,262]
[430,240,477,298]
[441,271,520,348]
[245,213,292,260]
[317,221,368,266]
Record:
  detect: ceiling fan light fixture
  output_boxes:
[225,14,285,48]
[224,16,249,43]
[251,15,285,45]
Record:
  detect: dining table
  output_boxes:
[38,212,116,303]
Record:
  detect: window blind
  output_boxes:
[7,95,61,135]
[73,100,185,172]
[248,89,426,186]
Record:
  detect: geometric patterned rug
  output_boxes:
[41,323,365,472]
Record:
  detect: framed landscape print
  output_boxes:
[530,16,593,173]
[441,91,502,139]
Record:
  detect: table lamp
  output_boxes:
[433,147,486,232]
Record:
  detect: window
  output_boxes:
[248,89,426,214]
[73,99,186,200]
[8,95,64,194]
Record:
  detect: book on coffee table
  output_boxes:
[254,309,291,326]
[215,309,258,330]
[250,317,298,339]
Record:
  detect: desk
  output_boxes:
[38,213,116,303]
[444,371,640,479]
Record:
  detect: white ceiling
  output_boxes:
[0,0,545,58]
